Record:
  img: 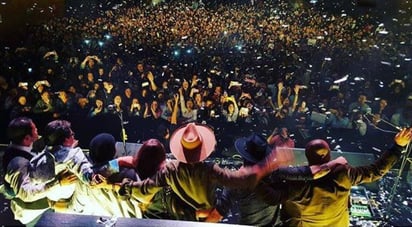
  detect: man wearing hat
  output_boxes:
[120,122,289,222]
[262,128,412,227]
[217,132,346,226]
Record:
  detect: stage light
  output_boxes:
[235,45,242,51]
[84,39,90,45]
[173,50,180,57]
[104,34,111,40]
[186,49,192,54]
[98,41,104,47]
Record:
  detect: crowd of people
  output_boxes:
[0,0,411,225]
[0,0,410,153]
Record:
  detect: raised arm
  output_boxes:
[171,94,180,125]
[349,128,412,185]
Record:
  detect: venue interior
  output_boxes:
[0,0,411,226]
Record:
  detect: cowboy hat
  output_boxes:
[169,123,216,163]
[234,132,272,164]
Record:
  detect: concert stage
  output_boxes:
[1,146,411,226]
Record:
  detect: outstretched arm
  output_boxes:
[349,128,412,185]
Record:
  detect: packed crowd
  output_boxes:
[0,0,411,152]
[1,0,412,226]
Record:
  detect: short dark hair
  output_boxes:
[305,139,331,165]
[44,120,72,146]
[7,117,33,144]
[89,133,116,164]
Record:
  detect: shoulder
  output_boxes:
[330,164,350,178]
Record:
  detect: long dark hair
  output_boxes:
[133,139,166,179]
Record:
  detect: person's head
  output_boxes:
[234,132,272,166]
[132,98,140,106]
[114,95,122,106]
[8,117,38,146]
[305,139,331,165]
[98,67,105,76]
[89,133,116,164]
[282,97,290,106]
[17,95,27,106]
[280,127,289,139]
[41,91,50,100]
[133,139,166,179]
[44,120,75,147]
[182,80,189,90]
[379,99,388,109]
[95,98,104,108]
[137,62,144,73]
[124,88,132,97]
[67,85,77,94]
[300,100,307,109]
[186,98,194,109]
[87,58,96,68]
[93,83,100,91]
[358,94,367,104]
[194,93,202,103]
[58,91,68,101]
[78,97,89,108]
[151,100,159,109]
[87,72,94,82]
[227,101,235,114]
[103,81,113,91]
[214,86,222,94]
[169,123,216,163]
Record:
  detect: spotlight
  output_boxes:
[104,34,111,40]
[98,41,104,47]
[84,39,90,45]
[173,50,180,57]
[186,49,192,54]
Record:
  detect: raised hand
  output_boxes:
[57,169,78,186]
[395,128,412,147]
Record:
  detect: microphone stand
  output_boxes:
[363,113,411,223]
[385,141,411,222]
[113,108,128,156]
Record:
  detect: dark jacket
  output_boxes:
[218,166,313,226]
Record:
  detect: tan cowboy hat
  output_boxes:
[169,122,216,163]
